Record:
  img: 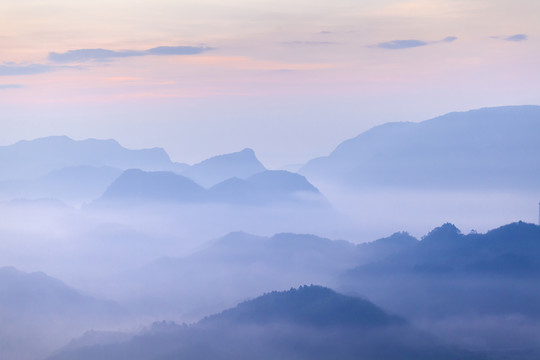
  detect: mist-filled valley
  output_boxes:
[1,106,540,359]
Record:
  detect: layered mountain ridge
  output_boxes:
[301,105,540,190]
[48,286,481,360]
[94,169,323,206]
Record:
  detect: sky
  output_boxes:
[1,0,540,168]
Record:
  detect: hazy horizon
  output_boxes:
[1,1,540,359]
[2,0,540,168]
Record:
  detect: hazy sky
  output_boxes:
[1,0,539,167]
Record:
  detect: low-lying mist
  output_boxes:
[1,192,539,360]
[314,182,539,239]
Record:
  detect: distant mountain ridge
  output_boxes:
[94,169,324,206]
[0,267,124,360]
[97,169,206,203]
[301,105,540,190]
[201,285,405,327]
[208,170,321,204]
[0,137,274,204]
[350,221,540,276]
[48,286,481,360]
[0,136,187,181]
[0,165,123,204]
[341,221,540,323]
[109,230,418,320]
[180,148,266,188]
[0,266,121,315]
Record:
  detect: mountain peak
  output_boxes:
[300,105,540,190]
[484,221,540,241]
[202,285,405,327]
[247,170,320,194]
[95,169,206,204]
[239,147,255,155]
[181,148,266,188]
[0,135,176,181]
[192,148,262,167]
[422,223,462,242]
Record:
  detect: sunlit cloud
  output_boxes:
[373,36,457,50]
[48,45,214,63]
[442,36,458,43]
[504,34,527,41]
[376,39,427,50]
[490,34,528,42]
[505,34,527,42]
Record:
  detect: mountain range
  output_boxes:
[301,105,540,190]
[351,221,540,276]
[180,148,266,188]
[0,137,308,206]
[0,166,123,204]
[1,106,539,359]
[339,222,540,351]
[0,136,186,181]
[335,221,540,358]
[47,286,481,360]
[106,230,418,320]
[2,105,539,205]
[93,169,323,206]
[0,267,124,360]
